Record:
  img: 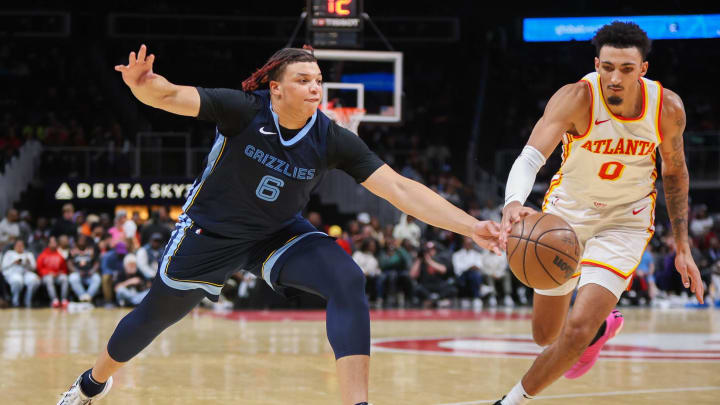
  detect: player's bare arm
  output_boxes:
[500,81,591,244]
[658,88,704,302]
[362,164,502,255]
[114,44,200,117]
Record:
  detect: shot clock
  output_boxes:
[307,0,364,47]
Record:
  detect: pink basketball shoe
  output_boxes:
[564,309,624,379]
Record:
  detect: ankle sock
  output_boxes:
[79,369,106,397]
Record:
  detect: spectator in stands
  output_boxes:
[18,210,32,244]
[690,204,713,241]
[328,225,352,255]
[91,223,106,245]
[57,235,71,259]
[708,237,720,306]
[657,238,687,298]
[393,213,421,249]
[139,210,172,245]
[411,241,457,308]
[52,203,77,240]
[28,216,51,255]
[480,247,510,307]
[352,238,381,303]
[100,242,127,304]
[479,198,502,223]
[68,234,101,303]
[155,206,175,231]
[75,211,92,237]
[109,210,138,250]
[632,244,656,304]
[306,211,323,231]
[36,236,69,308]
[0,208,20,251]
[452,236,484,307]
[1,240,39,307]
[347,220,364,250]
[114,253,150,307]
[369,216,385,247]
[136,233,164,279]
[378,237,413,307]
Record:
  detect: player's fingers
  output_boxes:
[677,263,690,288]
[138,44,147,63]
[146,54,155,66]
[486,221,501,236]
[695,281,705,304]
[129,51,136,65]
[114,65,125,71]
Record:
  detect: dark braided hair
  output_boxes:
[241,45,317,92]
[592,21,652,60]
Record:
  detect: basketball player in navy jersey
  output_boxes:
[57,44,502,405]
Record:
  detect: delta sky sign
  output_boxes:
[52,180,194,202]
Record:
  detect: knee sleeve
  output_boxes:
[107,279,204,362]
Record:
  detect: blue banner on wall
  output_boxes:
[524,14,720,42]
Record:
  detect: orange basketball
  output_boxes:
[506,212,580,290]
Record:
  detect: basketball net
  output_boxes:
[321,106,366,134]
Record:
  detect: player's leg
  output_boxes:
[530,277,577,346]
[499,265,629,405]
[276,237,370,405]
[522,282,617,394]
[57,279,206,405]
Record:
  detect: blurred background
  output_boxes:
[1,0,718,311]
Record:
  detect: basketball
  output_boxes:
[506,212,581,290]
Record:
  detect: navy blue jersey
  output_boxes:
[183,88,384,240]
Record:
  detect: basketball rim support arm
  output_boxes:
[504,145,547,208]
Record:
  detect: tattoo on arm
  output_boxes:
[664,168,689,245]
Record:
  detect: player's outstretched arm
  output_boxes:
[362,165,502,255]
[114,44,200,117]
[500,82,591,246]
[658,89,704,303]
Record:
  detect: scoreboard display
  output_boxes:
[307,0,363,47]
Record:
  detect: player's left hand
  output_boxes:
[675,247,704,303]
[473,221,502,256]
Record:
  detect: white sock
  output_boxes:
[501,381,534,405]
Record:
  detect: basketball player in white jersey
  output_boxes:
[494,21,704,404]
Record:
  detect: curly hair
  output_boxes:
[241,45,317,92]
[592,21,652,60]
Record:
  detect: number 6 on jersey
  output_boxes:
[256,175,284,202]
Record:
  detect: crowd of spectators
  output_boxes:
[0,204,172,308]
[1,198,719,310]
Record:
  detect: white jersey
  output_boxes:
[543,72,663,210]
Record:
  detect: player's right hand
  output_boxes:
[499,201,537,249]
[114,44,156,88]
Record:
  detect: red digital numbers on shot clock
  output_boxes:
[328,0,352,16]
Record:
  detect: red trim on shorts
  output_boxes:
[580,260,633,279]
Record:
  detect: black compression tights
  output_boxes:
[106,237,369,362]
[107,279,205,362]
[277,237,370,359]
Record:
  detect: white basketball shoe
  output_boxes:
[57,374,113,404]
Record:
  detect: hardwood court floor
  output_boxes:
[2,307,720,404]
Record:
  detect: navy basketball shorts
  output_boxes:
[158,214,329,301]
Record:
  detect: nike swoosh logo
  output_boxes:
[259,126,277,135]
[632,206,647,215]
[595,119,610,125]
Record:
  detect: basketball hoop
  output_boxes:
[322,107,366,134]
